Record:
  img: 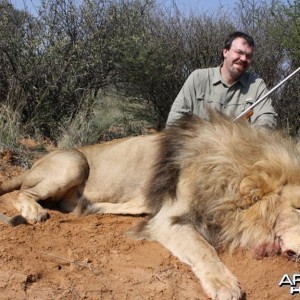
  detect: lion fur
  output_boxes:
[134,111,300,252]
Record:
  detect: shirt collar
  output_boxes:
[238,72,249,87]
[212,65,223,85]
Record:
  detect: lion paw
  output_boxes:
[19,202,49,223]
[201,268,242,300]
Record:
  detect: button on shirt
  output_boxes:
[166,66,277,128]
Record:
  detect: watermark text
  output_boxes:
[279,274,300,295]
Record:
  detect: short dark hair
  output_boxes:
[224,31,255,49]
[222,31,255,60]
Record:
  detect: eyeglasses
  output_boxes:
[232,49,253,61]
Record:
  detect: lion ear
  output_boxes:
[239,174,270,205]
[240,160,286,205]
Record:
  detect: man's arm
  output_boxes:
[166,71,199,126]
[251,80,277,129]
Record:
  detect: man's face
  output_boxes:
[223,37,254,80]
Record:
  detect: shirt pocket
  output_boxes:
[224,97,254,119]
[195,92,222,118]
[197,92,222,109]
[236,97,254,114]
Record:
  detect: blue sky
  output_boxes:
[12,0,42,14]
[12,0,236,15]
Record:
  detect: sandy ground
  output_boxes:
[0,154,299,300]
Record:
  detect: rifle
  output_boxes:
[234,66,300,121]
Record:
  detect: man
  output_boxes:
[166,31,277,128]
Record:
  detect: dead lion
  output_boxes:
[1,111,300,300]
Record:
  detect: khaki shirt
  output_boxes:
[167,66,277,128]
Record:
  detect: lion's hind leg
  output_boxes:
[132,199,243,300]
[13,149,89,223]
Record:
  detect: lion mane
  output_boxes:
[133,111,300,255]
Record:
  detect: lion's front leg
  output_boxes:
[146,202,242,300]
[13,192,49,223]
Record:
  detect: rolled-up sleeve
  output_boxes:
[251,80,277,129]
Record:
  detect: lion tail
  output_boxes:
[0,172,27,196]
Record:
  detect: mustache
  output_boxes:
[235,60,247,66]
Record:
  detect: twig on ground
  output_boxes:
[42,252,101,275]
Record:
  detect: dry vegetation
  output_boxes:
[0,0,299,161]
